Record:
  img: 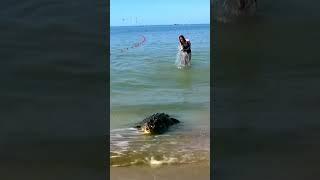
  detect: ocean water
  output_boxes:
[215,0,320,179]
[0,0,106,179]
[110,24,210,167]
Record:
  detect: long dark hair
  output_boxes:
[179,35,186,44]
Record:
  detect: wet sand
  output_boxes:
[110,162,210,180]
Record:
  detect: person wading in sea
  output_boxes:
[177,35,192,68]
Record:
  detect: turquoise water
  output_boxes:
[110,24,210,167]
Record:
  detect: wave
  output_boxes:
[110,127,209,167]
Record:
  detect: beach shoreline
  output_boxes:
[110,162,210,180]
[110,24,210,179]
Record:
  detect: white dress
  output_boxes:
[176,40,192,68]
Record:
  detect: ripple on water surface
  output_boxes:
[110,127,209,167]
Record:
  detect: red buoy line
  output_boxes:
[131,35,146,48]
[111,35,147,56]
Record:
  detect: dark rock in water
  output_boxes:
[217,0,257,21]
[224,0,257,16]
[134,113,180,135]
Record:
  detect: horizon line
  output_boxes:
[110,23,210,27]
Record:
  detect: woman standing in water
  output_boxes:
[177,35,192,68]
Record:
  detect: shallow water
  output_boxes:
[110,24,210,167]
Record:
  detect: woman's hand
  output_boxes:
[179,45,183,51]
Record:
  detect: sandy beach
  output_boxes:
[110,24,210,179]
[111,162,210,180]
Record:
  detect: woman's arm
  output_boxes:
[184,41,191,51]
[187,40,191,48]
[179,44,183,51]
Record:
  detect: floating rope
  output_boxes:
[117,35,147,54]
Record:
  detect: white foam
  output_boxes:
[110,133,123,138]
[110,127,137,132]
[110,155,121,158]
[114,141,129,147]
[147,156,179,168]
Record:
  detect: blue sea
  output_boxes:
[110,24,210,167]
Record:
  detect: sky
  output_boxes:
[110,0,210,26]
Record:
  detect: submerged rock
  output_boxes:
[134,113,180,135]
[217,0,257,21]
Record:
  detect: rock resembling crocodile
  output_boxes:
[224,0,257,16]
[217,0,257,22]
[134,113,180,135]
